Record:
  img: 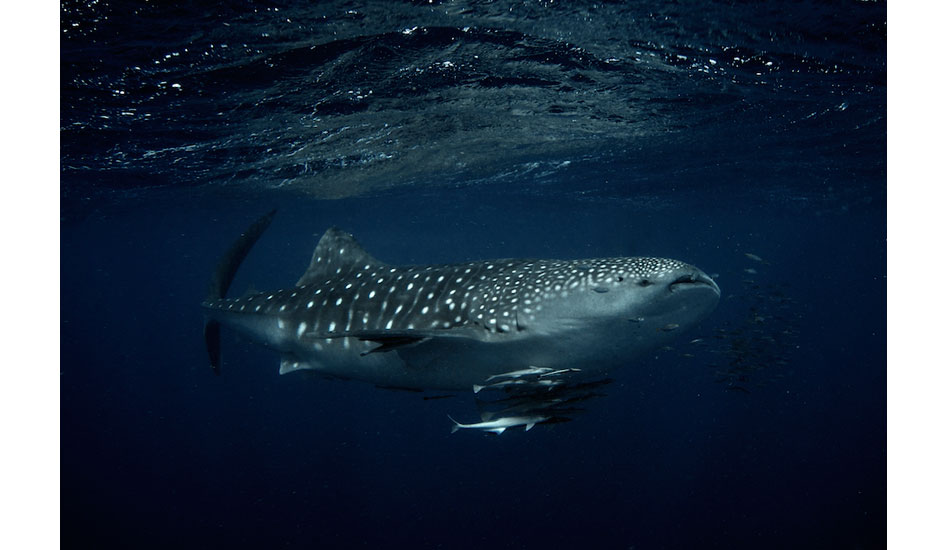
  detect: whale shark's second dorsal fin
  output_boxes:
[296,228,388,286]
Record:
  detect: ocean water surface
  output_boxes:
[61,1,885,548]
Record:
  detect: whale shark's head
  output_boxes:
[613,258,721,327]
[522,257,720,350]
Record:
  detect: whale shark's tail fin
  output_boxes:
[204,209,277,375]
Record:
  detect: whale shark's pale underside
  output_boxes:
[203,211,720,433]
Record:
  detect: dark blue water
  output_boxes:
[62,1,885,548]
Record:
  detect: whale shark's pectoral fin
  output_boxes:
[359,335,429,355]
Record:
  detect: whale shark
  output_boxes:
[202,211,720,430]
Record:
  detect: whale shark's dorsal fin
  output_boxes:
[296,228,388,287]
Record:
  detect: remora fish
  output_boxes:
[472,378,563,394]
[485,366,554,382]
[202,212,720,391]
[448,414,549,434]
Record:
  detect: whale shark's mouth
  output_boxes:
[668,273,720,295]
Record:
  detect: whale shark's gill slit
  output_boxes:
[204,209,277,375]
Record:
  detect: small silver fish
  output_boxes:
[538,368,582,378]
[744,253,764,262]
[485,367,553,382]
[472,378,563,394]
[448,414,550,434]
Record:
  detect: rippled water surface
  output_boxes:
[62,0,883,204]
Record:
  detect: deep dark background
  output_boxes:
[61,1,885,548]
[61,190,884,549]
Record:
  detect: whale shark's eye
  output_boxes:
[638,279,653,287]
[616,276,624,282]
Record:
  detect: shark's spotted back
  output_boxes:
[206,228,700,338]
